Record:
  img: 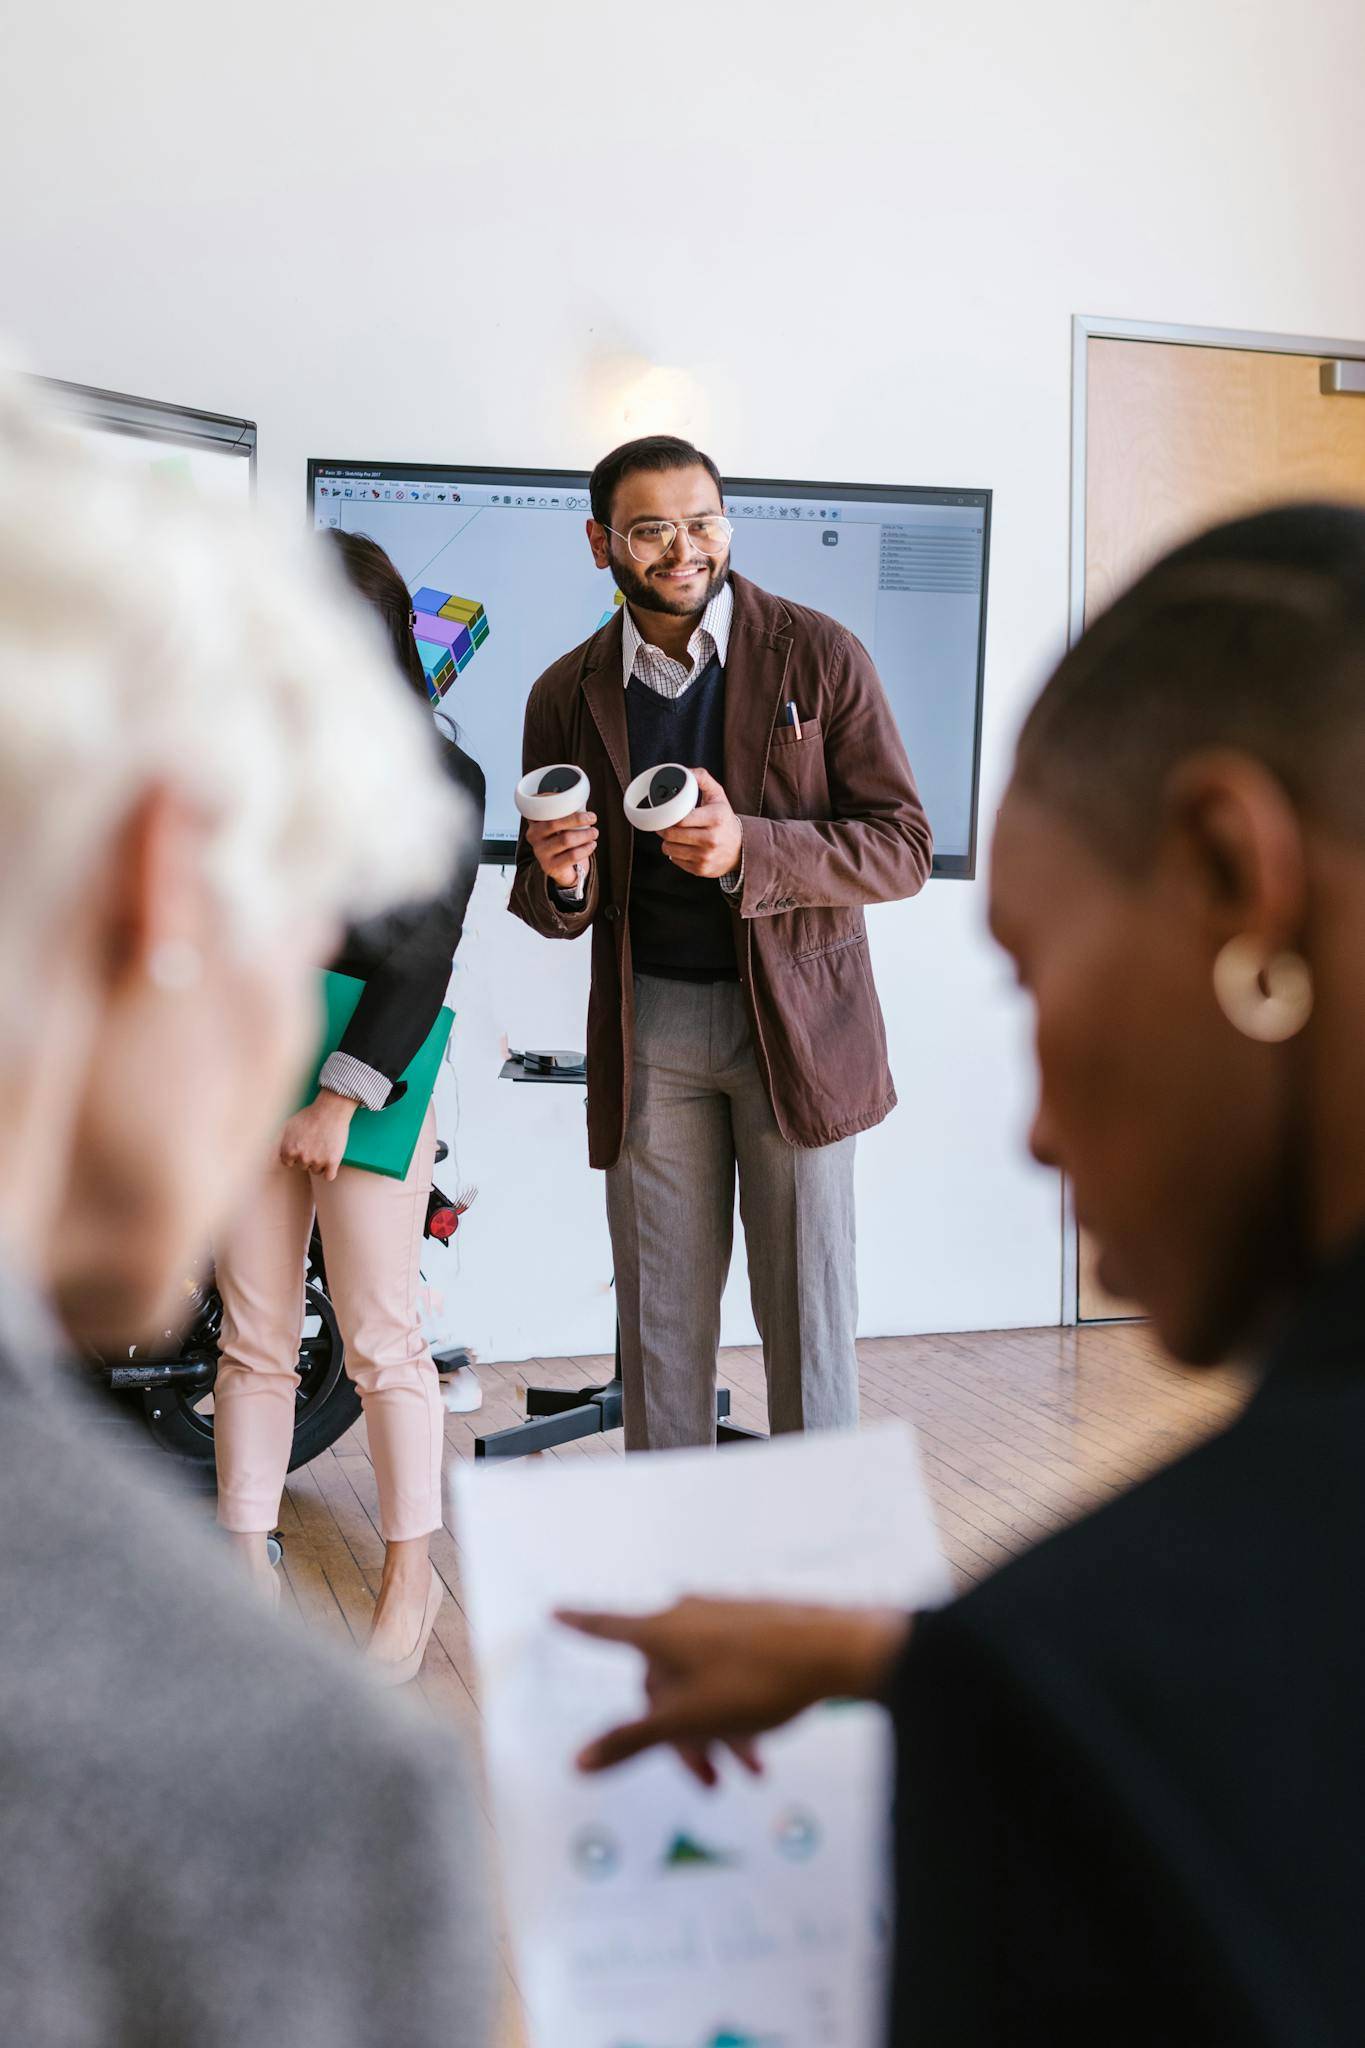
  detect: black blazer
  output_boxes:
[328,733,484,1099]
[889,1238,1365,2047]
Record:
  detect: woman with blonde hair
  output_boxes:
[0,374,489,2047]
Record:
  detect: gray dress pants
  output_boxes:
[606,973,860,1450]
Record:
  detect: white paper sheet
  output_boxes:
[455,1424,951,2048]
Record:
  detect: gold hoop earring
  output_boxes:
[1212,936,1313,1044]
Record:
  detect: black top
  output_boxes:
[888,1235,1365,2046]
[329,733,485,1095]
[626,655,737,983]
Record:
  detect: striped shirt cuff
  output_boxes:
[319,1051,391,1111]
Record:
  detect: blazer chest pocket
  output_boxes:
[770,718,823,749]
[764,719,828,817]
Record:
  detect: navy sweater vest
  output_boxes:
[626,653,737,982]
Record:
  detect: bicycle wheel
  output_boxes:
[136,1278,360,1472]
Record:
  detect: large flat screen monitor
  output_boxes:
[307,460,990,877]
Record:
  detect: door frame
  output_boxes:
[1062,314,1365,1323]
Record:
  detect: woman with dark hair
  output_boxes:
[213,530,485,1682]
[560,503,1365,2043]
[324,531,455,721]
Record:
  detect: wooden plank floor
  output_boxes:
[273,1324,1250,2048]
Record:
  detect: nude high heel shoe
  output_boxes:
[367,1564,444,1688]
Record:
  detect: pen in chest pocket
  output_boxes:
[786,701,803,741]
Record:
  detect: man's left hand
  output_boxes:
[661,766,743,880]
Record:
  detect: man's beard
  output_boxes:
[610,546,730,619]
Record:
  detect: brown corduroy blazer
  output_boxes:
[508,573,933,1168]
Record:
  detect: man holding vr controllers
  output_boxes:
[511,436,932,1450]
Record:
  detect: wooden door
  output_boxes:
[1079,333,1365,1319]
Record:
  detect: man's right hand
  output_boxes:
[527,810,598,891]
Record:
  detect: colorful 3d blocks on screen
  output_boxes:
[418,638,456,700]
[411,586,491,703]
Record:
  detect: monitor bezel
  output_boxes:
[306,458,991,879]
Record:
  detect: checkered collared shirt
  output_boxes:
[621,578,734,699]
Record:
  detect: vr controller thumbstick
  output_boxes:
[624,763,700,833]
[645,768,688,809]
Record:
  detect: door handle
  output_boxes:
[1320,361,1365,395]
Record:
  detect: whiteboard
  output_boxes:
[34,377,256,503]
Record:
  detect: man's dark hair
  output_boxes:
[1013,503,1365,873]
[588,435,724,529]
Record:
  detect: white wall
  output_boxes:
[5,0,1364,1363]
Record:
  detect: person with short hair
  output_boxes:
[511,435,932,1448]
[563,503,1365,2045]
[0,375,491,2048]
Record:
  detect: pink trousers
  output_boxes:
[213,1103,444,1543]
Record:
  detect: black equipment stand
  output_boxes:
[474,1058,766,1461]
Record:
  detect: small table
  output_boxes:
[474,1057,764,1460]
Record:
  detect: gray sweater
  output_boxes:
[0,1277,492,2047]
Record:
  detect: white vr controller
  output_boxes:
[516,763,701,835]
[514,764,591,822]
[622,763,700,833]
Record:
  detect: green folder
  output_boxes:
[296,969,454,1181]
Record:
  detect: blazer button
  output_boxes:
[604,903,621,923]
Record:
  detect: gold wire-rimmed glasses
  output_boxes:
[606,515,734,564]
